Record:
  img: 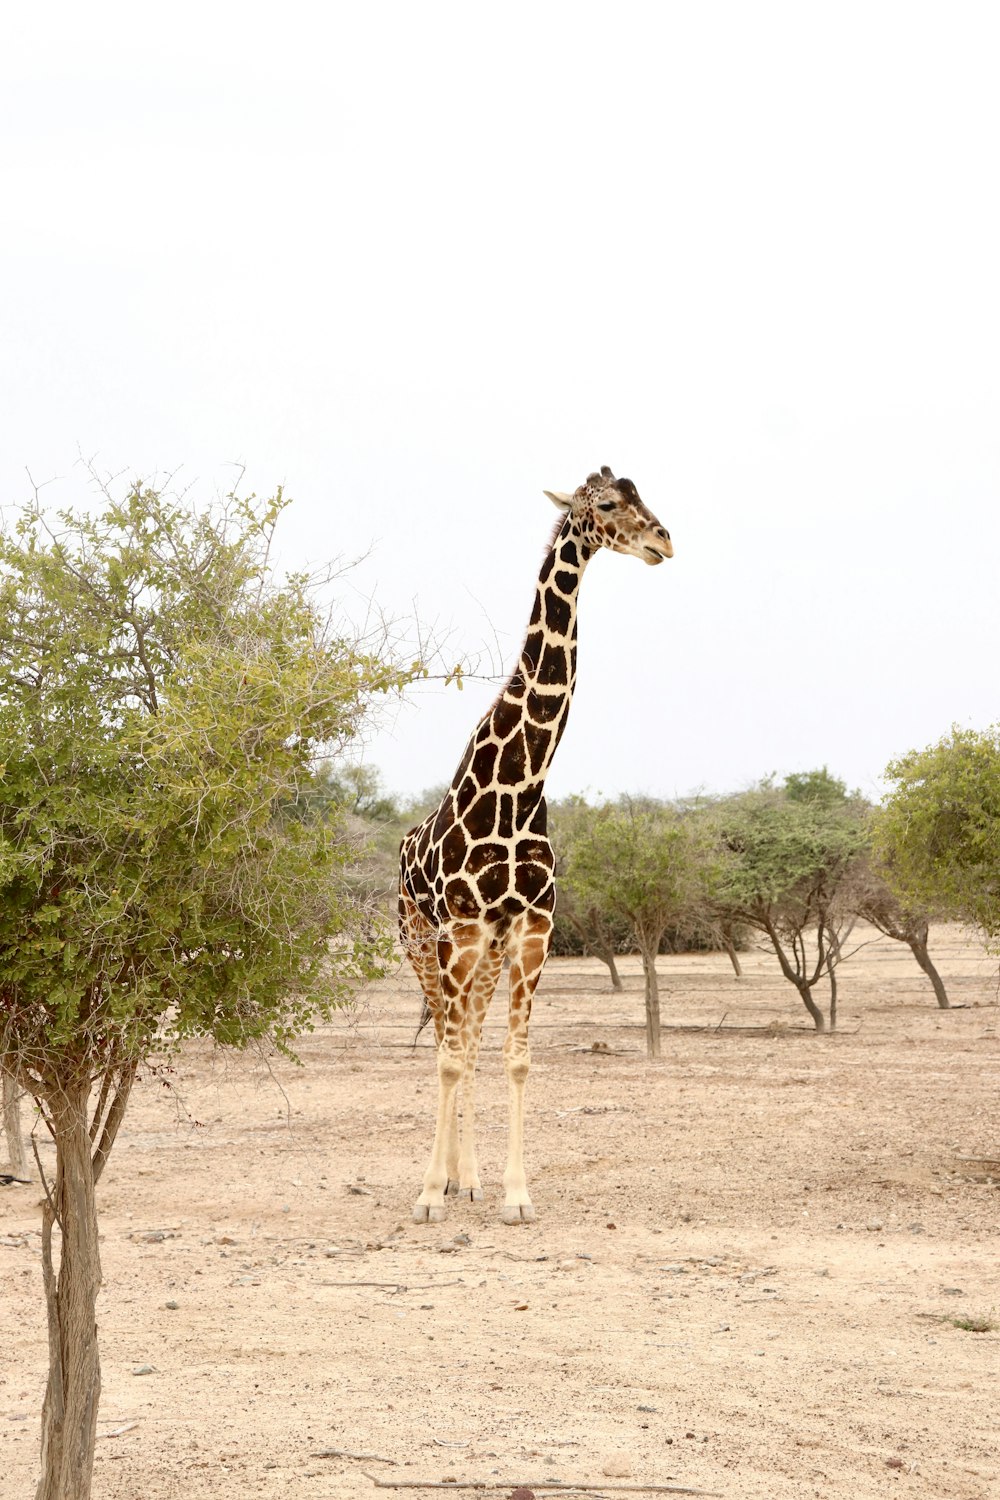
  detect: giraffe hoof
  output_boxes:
[501,1203,535,1225]
[445,1179,460,1197]
[412,1202,447,1224]
[469,1187,484,1203]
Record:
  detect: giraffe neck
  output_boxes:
[510,508,589,735]
[449,512,591,828]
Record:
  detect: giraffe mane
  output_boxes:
[544,514,565,556]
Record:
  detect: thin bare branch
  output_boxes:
[362,1477,721,1496]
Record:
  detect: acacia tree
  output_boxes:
[714,777,866,1031]
[850,854,951,1008]
[875,725,1000,944]
[548,797,627,991]
[290,761,406,920]
[554,887,627,991]
[561,798,719,1057]
[0,481,416,1500]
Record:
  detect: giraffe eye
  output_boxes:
[597,501,615,512]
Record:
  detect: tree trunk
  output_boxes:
[797,980,826,1032]
[36,1080,103,1500]
[828,964,838,1032]
[588,931,624,992]
[722,935,743,979]
[2,1065,29,1179]
[570,912,624,992]
[760,917,825,1032]
[824,925,841,1032]
[908,934,951,1009]
[640,945,662,1059]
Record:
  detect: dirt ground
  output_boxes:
[3,923,999,1500]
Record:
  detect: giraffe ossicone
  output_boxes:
[399,467,672,1225]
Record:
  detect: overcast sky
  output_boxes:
[3,3,998,806]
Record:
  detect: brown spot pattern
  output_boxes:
[472,742,498,786]
[399,468,668,959]
[497,732,527,785]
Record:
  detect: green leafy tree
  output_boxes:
[714,775,866,1031]
[288,762,406,920]
[875,726,1000,944]
[0,480,416,1500]
[784,766,849,806]
[784,770,952,1006]
[327,762,400,822]
[849,849,952,1009]
[548,796,629,990]
[561,799,720,1057]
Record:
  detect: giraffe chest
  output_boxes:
[403,795,555,927]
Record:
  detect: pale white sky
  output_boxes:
[3,3,998,804]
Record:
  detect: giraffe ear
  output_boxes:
[544,490,573,511]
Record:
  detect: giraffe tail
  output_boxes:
[411,998,434,1051]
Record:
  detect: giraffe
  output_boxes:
[398,467,672,1224]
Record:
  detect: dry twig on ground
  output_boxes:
[362,1475,721,1496]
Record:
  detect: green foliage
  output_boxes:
[716,787,865,920]
[561,797,720,954]
[876,725,1000,942]
[325,763,400,822]
[0,482,417,1081]
[559,796,723,1054]
[783,766,849,805]
[850,848,929,938]
[713,774,868,1030]
[547,797,632,962]
[949,1312,997,1333]
[337,777,452,917]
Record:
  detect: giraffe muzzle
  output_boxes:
[643,540,673,564]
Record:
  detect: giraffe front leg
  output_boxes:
[444,1048,480,1199]
[444,1083,463,1196]
[501,1035,534,1223]
[500,917,550,1225]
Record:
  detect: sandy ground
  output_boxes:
[2,923,999,1500]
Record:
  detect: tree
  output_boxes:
[2,1065,30,1180]
[326,761,400,822]
[875,725,1000,944]
[783,765,850,807]
[548,797,628,990]
[714,776,866,1031]
[552,886,627,990]
[561,799,719,1057]
[289,762,406,919]
[716,920,746,978]
[849,853,951,1009]
[784,769,953,1006]
[0,479,416,1500]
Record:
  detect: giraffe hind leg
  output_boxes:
[447,944,503,1201]
[500,911,552,1225]
[399,892,452,1222]
[398,891,444,1043]
[412,923,488,1224]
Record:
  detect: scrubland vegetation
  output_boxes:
[2,482,998,1500]
[318,745,1000,1052]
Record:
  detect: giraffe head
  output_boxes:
[544,466,673,565]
